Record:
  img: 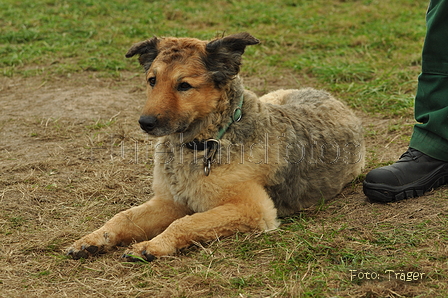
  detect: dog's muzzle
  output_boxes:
[139,115,158,133]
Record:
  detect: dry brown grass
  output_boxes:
[1,74,447,297]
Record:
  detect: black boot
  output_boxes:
[363,148,448,202]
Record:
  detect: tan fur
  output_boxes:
[67,33,365,261]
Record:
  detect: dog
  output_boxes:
[67,32,365,261]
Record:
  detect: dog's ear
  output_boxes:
[204,32,259,88]
[206,32,260,56]
[125,37,160,71]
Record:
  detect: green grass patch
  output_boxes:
[1,0,426,115]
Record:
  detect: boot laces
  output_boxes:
[399,148,422,162]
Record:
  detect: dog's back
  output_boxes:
[258,88,365,216]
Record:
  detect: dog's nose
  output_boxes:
[139,115,158,132]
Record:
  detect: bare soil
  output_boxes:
[1,73,447,297]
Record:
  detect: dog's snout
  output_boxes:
[139,115,158,132]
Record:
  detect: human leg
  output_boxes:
[363,0,448,202]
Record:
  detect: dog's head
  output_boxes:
[126,32,259,136]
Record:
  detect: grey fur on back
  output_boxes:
[224,85,365,216]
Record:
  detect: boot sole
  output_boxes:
[363,164,448,203]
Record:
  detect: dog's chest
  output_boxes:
[155,148,225,212]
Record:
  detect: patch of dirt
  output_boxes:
[1,73,446,297]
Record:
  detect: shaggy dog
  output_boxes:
[67,32,365,261]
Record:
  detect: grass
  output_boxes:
[2,0,448,297]
[1,0,425,114]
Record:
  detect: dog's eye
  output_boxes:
[177,82,192,91]
[148,77,156,87]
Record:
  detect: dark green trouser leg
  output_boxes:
[409,0,448,162]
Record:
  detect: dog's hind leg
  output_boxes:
[66,196,192,259]
[123,181,279,261]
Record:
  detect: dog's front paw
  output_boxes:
[122,249,156,263]
[122,241,162,262]
[66,232,113,260]
[66,244,102,260]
